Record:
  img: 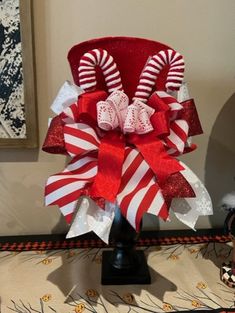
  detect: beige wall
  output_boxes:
[0,0,235,235]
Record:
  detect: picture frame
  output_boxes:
[0,0,38,148]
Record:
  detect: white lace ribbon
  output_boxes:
[123,99,154,134]
[97,90,155,134]
[97,90,128,131]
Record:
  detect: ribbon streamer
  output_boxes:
[66,198,116,244]
[172,161,213,229]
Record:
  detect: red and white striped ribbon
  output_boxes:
[45,153,98,223]
[78,48,123,93]
[117,147,167,230]
[165,119,189,154]
[45,121,168,229]
[134,49,185,103]
[45,121,99,222]
[155,91,189,154]
[63,123,100,157]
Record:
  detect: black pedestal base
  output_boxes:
[101,250,151,285]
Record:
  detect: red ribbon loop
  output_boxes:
[129,133,184,184]
[77,90,108,126]
[150,111,170,137]
[148,92,170,112]
[42,115,67,155]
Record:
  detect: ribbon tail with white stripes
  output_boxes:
[117,148,168,231]
[45,153,98,223]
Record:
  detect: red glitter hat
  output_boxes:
[67,36,172,99]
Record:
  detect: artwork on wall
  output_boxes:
[0,0,37,148]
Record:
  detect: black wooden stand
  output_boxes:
[101,207,151,285]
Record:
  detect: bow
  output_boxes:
[45,125,195,233]
[44,83,203,232]
[43,88,202,156]
[61,91,190,192]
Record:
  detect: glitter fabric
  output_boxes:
[180,99,203,137]
[42,115,67,155]
[161,172,196,200]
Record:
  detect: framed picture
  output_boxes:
[0,0,38,148]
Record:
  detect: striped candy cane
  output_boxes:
[78,48,123,93]
[134,49,185,103]
[133,50,187,155]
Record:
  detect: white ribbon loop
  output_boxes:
[66,198,116,244]
[136,107,154,134]
[50,80,84,115]
[123,99,154,134]
[97,91,155,134]
[97,90,128,131]
[123,103,138,133]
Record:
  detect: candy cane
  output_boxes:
[134,49,185,103]
[78,48,123,93]
[134,50,187,154]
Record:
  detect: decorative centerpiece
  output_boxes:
[42,37,213,284]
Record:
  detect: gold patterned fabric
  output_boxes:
[0,242,234,312]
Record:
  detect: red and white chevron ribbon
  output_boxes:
[134,49,185,103]
[78,48,123,93]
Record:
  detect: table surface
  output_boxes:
[0,241,234,313]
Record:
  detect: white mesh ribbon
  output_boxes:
[177,82,190,103]
[66,198,116,244]
[172,161,213,229]
[50,80,84,115]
